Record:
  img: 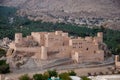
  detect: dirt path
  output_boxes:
[5,64,114,80]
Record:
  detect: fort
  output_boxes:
[7,31,104,66]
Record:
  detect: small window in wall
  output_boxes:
[73,43,77,45]
[73,47,76,48]
[94,51,96,53]
[79,43,82,45]
[63,43,65,46]
[86,48,88,50]
[49,38,54,40]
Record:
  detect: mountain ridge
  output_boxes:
[1,0,120,18]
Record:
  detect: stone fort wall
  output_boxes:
[8,31,104,63]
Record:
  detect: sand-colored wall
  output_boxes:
[73,50,104,63]
[15,47,41,53]
[115,55,120,68]
[15,33,23,43]
[8,31,104,63]
[31,32,41,45]
[8,42,16,50]
[0,75,5,80]
[70,35,104,63]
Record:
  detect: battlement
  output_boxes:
[85,37,93,42]
[55,31,63,35]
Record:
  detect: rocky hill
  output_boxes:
[1,0,120,17]
[1,0,120,29]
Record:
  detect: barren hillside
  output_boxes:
[1,0,120,18]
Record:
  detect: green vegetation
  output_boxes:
[33,74,43,80]
[0,6,120,54]
[33,70,58,80]
[0,60,10,74]
[32,71,50,80]
[0,49,9,74]
[68,70,76,76]
[114,44,120,55]
[43,71,50,80]
[33,73,53,80]
[19,74,31,80]
[59,72,72,80]
[47,70,58,78]
[19,70,92,80]
[0,48,6,57]
[81,76,91,80]
[19,70,77,80]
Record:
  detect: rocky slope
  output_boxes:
[1,0,120,18]
[1,0,120,29]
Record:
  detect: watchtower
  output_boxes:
[97,32,103,38]
[15,33,22,43]
[41,46,48,60]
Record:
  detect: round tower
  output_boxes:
[41,46,48,60]
[15,33,22,43]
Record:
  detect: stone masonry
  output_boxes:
[8,31,104,63]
